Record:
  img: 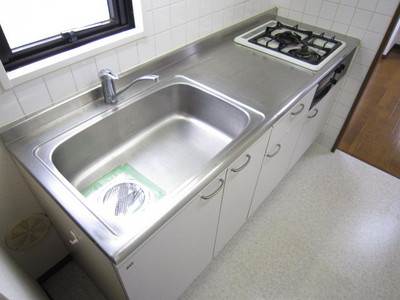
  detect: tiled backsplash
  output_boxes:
[0,0,399,143]
[0,0,271,127]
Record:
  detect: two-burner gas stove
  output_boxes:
[234,20,346,71]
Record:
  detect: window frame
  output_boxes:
[0,0,144,90]
[0,0,135,72]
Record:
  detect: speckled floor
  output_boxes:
[43,143,400,299]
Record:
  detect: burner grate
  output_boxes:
[249,21,342,65]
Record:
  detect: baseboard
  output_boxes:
[37,254,72,284]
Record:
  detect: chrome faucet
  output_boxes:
[99,69,160,104]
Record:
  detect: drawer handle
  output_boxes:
[291,103,305,116]
[201,179,224,200]
[266,144,281,158]
[308,108,319,119]
[231,154,251,173]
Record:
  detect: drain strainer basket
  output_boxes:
[101,180,149,216]
[80,164,166,218]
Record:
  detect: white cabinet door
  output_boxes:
[288,84,339,170]
[247,87,316,217]
[249,122,303,217]
[117,173,226,300]
[214,130,271,256]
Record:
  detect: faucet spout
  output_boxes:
[98,69,159,104]
[116,75,160,97]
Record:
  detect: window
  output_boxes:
[0,0,135,71]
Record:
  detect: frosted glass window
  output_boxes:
[0,0,135,71]
[0,0,110,49]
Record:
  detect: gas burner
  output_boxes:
[235,20,346,71]
[274,31,302,48]
[288,45,321,64]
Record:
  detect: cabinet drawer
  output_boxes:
[268,86,316,150]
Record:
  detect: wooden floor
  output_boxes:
[338,47,400,179]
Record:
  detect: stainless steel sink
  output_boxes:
[50,83,251,193]
[34,76,264,233]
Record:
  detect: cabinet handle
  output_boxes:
[231,154,251,173]
[266,144,281,158]
[291,103,305,116]
[307,108,319,119]
[201,179,224,200]
[69,231,79,245]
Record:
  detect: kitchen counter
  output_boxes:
[0,8,359,265]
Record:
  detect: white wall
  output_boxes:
[0,245,49,299]
[0,0,398,277]
[383,17,400,55]
[0,142,68,278]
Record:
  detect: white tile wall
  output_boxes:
[137,36,156,63]
[171,24,187,49]
[117,41,139,73]
[95,49,121,74]
[376,0,399,15]
[351,9,373,28]
[201,0,214,17]
[290,0,307,12]
[70,58,99,91]
[305,0,322,16]
[186,0,200,22]
[171,1,186,27]
[152,0,170,10]
[200,15,213,37]
[43,67,77,102]
[368,14,392,34]
[341,0,358,7]
[13,78,52,115]
[334,5,355,25]
[143,11,155,36]
[320,2,338,20]
[0,91,24,127]
[0,0,398,153]
[155,30,173,56]
[357,0,379,12]
[186,19,200,41]
[153,6,172,34]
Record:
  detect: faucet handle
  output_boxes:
[99,68,119,80]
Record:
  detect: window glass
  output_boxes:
[0,0,135,71]
[0,0,110,49]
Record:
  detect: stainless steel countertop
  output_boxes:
[0,8,359,264]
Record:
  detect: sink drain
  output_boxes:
[102,181,147,216]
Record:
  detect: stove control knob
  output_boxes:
[335,64,345,74]
[330,78,338,85]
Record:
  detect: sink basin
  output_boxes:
[35,77,264,232]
